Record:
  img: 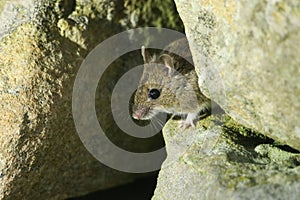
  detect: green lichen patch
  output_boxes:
[159,113,300,197]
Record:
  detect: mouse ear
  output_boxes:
[141,46,156,63]
[158,54,174,77]
[141,46,151,63]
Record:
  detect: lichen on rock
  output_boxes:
[152,1,300,199]
[152,115,300,200]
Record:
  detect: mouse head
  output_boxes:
[132,46,180,120]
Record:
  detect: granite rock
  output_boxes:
[0,0,182,199]
[174,0,300,151]
[152,116,300,200]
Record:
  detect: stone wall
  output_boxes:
[0,0,182,199]
[152,1,300,199]
[175,0,300,151]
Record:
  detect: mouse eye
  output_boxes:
[148,89,161,100]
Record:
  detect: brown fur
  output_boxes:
[133,38,210,120]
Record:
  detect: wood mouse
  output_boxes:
[132,38,211,128]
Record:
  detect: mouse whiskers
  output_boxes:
[149,116,165,132]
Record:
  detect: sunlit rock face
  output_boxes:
[175,0,300,151]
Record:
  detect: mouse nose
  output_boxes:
[132,112,141,120]
[132,105,149,120]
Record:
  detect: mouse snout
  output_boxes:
[132,112,142,120]
[132,105,150,120]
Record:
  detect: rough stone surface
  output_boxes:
[152,116,300,200]
[0,0,35,38]
[0,0,182,199]
[174,0,300,150]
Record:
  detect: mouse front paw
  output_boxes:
[178,113,198,129]
[178,120,195,129]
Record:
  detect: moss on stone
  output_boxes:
[154,113,300,198]
[123,0,184,30]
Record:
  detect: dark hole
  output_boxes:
[275,145,300,153]
[67,173,158,200]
